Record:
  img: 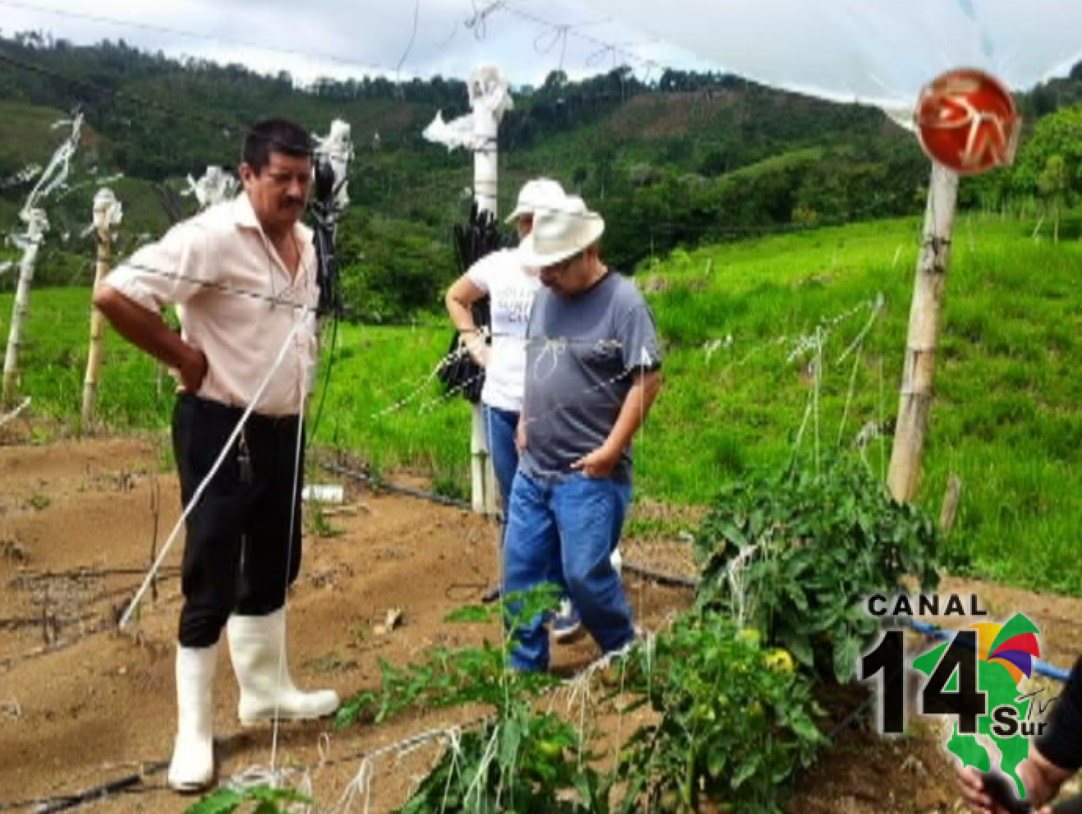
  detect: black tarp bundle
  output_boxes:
[437,204,503,403]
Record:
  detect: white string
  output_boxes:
[369,344,473,420]
[269,307,311,771]
[326,721,485,814]
[117,320,302,629]
[0,396,30,428]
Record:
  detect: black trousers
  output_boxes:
[172,394,305,648]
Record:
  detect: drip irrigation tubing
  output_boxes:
[905,618,1070,683]
[318,456,699,590]
[319,457,472,510]
[0,761,167,813]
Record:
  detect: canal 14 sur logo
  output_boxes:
[859,592,1051,795]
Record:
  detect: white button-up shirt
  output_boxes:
[104,194,319,416]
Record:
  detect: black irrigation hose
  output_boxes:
[0,762,167,813]
[621,562,697,589]
[318,456,704,591]
[0,612,93,631]
[319,458,472,510]
[10,566,180,583]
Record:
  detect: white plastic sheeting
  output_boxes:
[313,118,355,211]
[580,0,1082,118]
[184,165,237,209]
[85,187,123,239]
[422,65,513,152]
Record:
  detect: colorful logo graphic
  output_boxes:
[911,614,1043,798]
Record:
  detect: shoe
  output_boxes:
[552,599,583,643]
[168,643,217,792]
[481,585,501,604]
[610,547,622,576]
[227,609,340,725]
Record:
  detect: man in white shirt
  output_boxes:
[94,118,337,792]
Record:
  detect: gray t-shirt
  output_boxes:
[520,270,662,484]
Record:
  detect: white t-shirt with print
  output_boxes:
[466,247,541,413]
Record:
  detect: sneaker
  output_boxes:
[551,599,583,643]
[597,628,647,670]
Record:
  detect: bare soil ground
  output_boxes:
[2,434,1080,813]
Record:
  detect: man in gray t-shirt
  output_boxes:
[503,194,662,671]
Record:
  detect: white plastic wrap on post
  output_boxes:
[2,209,48,405]
[422,67,512,516]
[468,66,511,216]
[81,188,123,425]
[184,166,237,210]
[314,118,354,212]
[471,67,511,515]
[421,67,513,155]
[2,113,82,405]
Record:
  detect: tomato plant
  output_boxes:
[693,453,940,681]
[335,584,609,813]
[615,611,824,813]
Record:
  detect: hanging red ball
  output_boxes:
[914,68,1021,175]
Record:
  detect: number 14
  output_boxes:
[861,629,987,734]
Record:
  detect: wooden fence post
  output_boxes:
[887,162,958,502]
[81,188,121,427]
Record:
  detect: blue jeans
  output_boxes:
[483,404,519,519]
[502,471,634,671]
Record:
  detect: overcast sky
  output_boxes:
[1,0,1077,110]
[0,0,717,87]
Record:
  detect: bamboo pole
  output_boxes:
[81,188,120,427]
[887,162,959,502]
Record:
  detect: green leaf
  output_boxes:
[731,752,761,789]
[444,604,493,623]
[185,789,244,814]
[833,634,862,683]
[499,718,522,769]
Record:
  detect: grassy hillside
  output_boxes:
[3,211,1080,592]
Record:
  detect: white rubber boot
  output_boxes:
[227,609,339,725]
[167,644,217,792]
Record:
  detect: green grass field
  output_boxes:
[2,211,1080,591]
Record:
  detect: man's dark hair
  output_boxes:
[242,118,313,173]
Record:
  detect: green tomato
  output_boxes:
[735,628,762,648]
[535,739,564,760]
[657,789,681,813]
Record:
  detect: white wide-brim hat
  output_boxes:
[518,195,605,269]
[505,178,567,223]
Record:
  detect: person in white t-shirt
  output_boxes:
[445,179,560,510]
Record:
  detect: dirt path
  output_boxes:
[1,436,1079,813]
